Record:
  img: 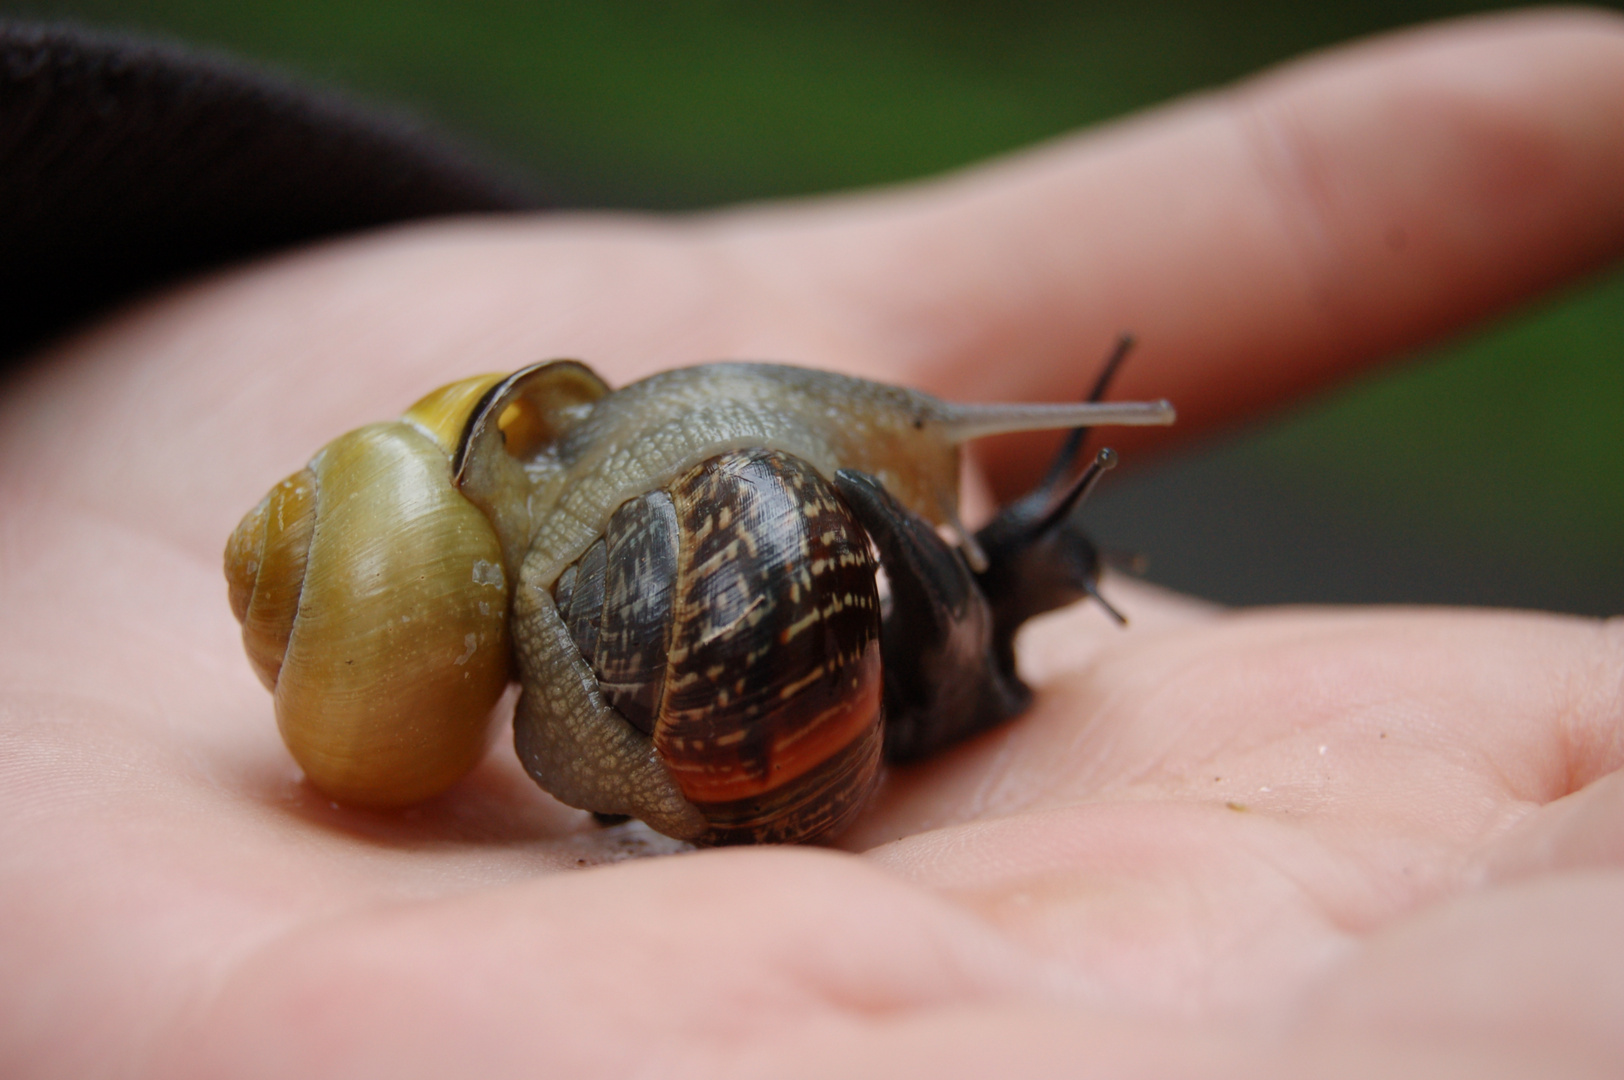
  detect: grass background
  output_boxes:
[7,0,1620,613]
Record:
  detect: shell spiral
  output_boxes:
[549,448,884,844]
[224,379,513,807]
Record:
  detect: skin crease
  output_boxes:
[1,8,1623,1078]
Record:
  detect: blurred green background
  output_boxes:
[7,0,1621,613]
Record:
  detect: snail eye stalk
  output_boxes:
[1033,332,1136,500]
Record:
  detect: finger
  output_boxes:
[18,13,1621,567]
[1289,873,1624,1073]
[719,10,1624,475]
[1477,768,1624,885]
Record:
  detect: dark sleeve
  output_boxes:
[0,20,542,361]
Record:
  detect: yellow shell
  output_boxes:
[225,376,512,807]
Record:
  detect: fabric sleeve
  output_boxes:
[0,20,541,361]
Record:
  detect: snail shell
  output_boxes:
[224,377,512,807]
[544,447,883,845]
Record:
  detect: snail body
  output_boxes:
[227,358,1174,841]
[455,362,1164,586]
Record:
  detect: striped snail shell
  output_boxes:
[541,447,883,844]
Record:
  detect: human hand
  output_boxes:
[2,9,1622,1078]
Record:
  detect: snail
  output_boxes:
[224,375,514,807]
[226,347,1174,843]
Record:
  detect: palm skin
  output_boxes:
[2,10,1623,1078]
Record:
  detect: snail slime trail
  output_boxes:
[227,355,1173,843]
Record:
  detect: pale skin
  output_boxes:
[2,9,1623,1078]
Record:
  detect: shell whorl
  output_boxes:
[225,376,513,807]
[225,468,317,691]
[547,448,884,845]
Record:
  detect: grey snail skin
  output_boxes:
[225,349,1174,845]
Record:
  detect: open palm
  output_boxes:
[3,11,1623,1078]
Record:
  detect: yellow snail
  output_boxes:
[226,353,1174,843]
[224,376,512,807]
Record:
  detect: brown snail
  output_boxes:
[226,352,1174,843]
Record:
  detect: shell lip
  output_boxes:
[452,358,609,479]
